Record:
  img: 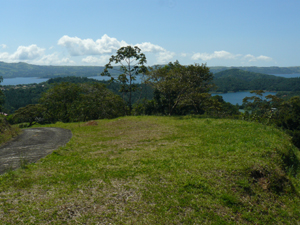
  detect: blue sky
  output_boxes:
[0,0,299,67]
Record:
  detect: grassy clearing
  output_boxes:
[0,116,299,224]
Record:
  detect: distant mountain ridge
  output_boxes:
[213,69,282,81]
[0,61,300,78]
[213,69,300,92]
[209,66,300,74]
[0,61,109,78]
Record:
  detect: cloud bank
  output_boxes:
[0,35,273,66]
[192,51,272,63]
[0,44,73,65]
[58,34,128,56]
[57,35,175,64]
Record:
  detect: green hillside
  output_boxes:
[1,61,300,79]
[209,66,300,75]
[213,69,281,81]
[0,116,299,224]
[0,61,122,78]
[213,69,300,92]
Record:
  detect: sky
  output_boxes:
[0,0,299,67]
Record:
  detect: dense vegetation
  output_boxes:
[2,76,153,113]
[12,82,126,126]
[209,66,300,74]
[0,116,20,145]
[213,69,300,93]
[3,67,300,113]
[242,90,300,149]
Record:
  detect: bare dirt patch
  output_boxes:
[0,128,72,174]
[84,121,98,126]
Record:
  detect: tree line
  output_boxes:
[2,46,300,151]
[4,46,239,126]
[213,69,300,93]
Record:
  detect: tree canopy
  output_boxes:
[145,61,214,115]
[101,46,147,114]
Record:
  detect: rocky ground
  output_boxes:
[0,127,72,174]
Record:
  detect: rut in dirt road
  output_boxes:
[0,128,72,175]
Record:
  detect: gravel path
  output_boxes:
[0,127,72,175]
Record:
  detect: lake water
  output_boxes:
[270,73,300,78]
[0,75,143,86]
[1,77,49,85]
[1,74,299,86]
[0,76,280,106]
[212,91,276,105]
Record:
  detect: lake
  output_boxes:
[0,75,143,86]
[271,73,300,78]
[1,77,49,85]
[211,91,276,105]
[1,73,299,86]
[0,76,283,106]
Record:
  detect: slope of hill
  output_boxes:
[0,61,110,78]
[213,69,300,92]
[213,69,281,81]
[1,61,300,78]
[0,116,299,224]
[209,66,300,74]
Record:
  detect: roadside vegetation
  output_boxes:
[0,117,20,145]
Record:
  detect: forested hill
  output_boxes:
[209,66,300,74]
[213,69,300,92]
[0,61,111,78]
[213,69,281,81]
[1,61,300,78]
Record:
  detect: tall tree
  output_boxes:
[146,61,214,115]
[101,46,147,114]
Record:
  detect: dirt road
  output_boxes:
[0,127,72,175]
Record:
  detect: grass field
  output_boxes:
[0,116,299,224]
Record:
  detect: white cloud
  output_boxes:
[244,54,256,62]
[10,45,45,60]
[157,51,175,63]
[32,53,75,65]
[135,42,166,53]
[57,34,177,65]
[1,44,7,49]
[191,51,273,64]
[192,51,238,61]
[135,42,175,64]
[181,53,187,57]
[82,55,111,65]
[58,34,128,56]
[244,54,272,62]
[0,52,10,60]
[0,44,45,61]
[257,55,272,61]
[0,44,74,65]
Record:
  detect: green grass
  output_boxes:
[0,117,21,146]
[0,116,300,224]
